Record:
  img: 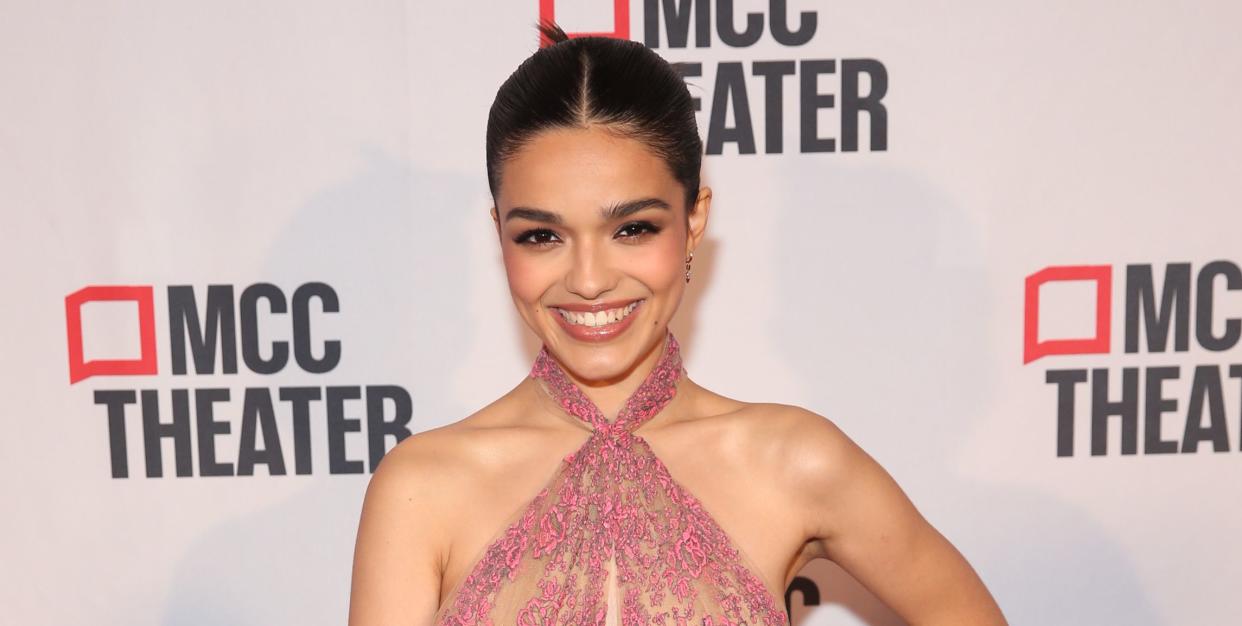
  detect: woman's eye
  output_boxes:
[514,228,560,247]
[616,221,661,240]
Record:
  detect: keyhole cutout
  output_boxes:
[604,552,619,625]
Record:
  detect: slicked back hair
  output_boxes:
[486,22,704,213]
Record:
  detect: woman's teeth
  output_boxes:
[555,300,641,327]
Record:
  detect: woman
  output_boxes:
[349,23,1007,626]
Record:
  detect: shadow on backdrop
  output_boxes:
[160,150,479,624]
[765,160,1160,626]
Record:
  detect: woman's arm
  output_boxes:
[348,435,447,626]
[781,406,1008,626]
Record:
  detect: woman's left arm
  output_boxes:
[779,406,1008,626]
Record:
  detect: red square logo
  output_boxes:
[539,0,630,46]
[65,285,159,383]
[1023,265,1112,364]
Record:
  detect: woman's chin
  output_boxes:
[543,327,666,384]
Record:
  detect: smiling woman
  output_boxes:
[499,173,680,349]
[492,124,701,380]
[348,21,1008,626]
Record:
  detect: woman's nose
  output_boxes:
[565,239,614,299]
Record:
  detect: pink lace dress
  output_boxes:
[432,331,789,625]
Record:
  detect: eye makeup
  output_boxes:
[513,220,663,247]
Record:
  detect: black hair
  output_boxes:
[486,22,703,213]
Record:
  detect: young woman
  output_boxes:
[349,23,1007,626]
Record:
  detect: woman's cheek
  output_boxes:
[502,246,551,303]
[636,237,685,288]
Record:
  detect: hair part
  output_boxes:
[487,21,704,213]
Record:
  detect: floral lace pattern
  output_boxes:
[433,331,788,625]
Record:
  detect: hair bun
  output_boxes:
[537,20,570,45]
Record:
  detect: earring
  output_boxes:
[685,251,694,283]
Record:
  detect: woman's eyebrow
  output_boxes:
[602,198,670,220]
[505,198,670,224]
[504,207,562,224]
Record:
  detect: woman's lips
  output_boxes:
[550,299,644,343]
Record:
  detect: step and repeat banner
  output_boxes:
[2,1,1239,624]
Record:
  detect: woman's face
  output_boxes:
[492,126,710,384]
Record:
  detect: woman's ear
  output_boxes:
[491,206,501,239]
[687,186,712,254]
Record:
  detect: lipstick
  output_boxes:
[549,299,644,343]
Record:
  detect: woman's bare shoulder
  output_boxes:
[351,401,525,623]
[744,403,920,544]
[361,418,477,530]
[712,399,872,490]
[370,396,522,495]
[695,390,853,449]
[366,385,565,517]
[677,385,857,475]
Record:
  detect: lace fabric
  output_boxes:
[433,331,788,625]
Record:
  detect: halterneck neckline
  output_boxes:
[529,330,685,435]
[437,328,789,626]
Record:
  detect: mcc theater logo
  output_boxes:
[1024,262,1242,457]
[65,282,414,478]
[539,0,888,155]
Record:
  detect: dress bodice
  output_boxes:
[432,331,788,625]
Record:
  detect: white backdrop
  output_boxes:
[2,1,1240,625]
